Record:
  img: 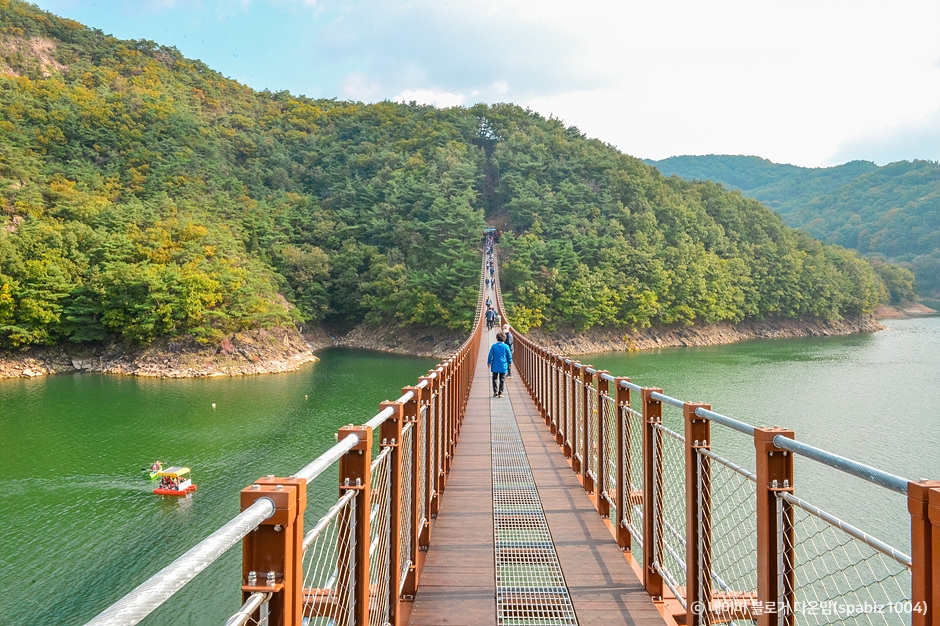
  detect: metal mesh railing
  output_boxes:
[563,373,573,452]
[509,326,929,626]
[572,378,583,466]
[428,392,439,505]
[624,403,644,564]
[653,423,688,607]
[547,367,556,425]
[601,394,618,512]
[369,447,393,626]
[418,404,429,541]
[300,491,358,626]
[779,492,912,625]
[698,448,757,625]
[586,385,599,482]
[399,423,415,594]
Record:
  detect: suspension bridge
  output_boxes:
[84,241,940,626]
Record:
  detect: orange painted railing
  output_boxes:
[87,255,487,626]
[492,258,940,626]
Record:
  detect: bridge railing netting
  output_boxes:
[488,240,940,626]
[86,255,487,626]
[497,264,933,626]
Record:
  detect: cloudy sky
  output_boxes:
[31,0,940,167]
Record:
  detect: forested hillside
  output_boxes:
[0,0,897,350]
[0,0,484,349]
[648,155,939,295]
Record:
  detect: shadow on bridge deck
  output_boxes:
[406,330,665,626]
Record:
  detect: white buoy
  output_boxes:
[212,403,216,409]
[305,395,308,400]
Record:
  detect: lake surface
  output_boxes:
[0,348,436,625]
[1,317,937,624]
[578,315,940,554]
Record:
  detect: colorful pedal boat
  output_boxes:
[153,467,197,496]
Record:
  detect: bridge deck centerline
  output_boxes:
[407,327,665,625]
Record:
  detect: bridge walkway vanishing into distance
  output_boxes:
[406,324,663,625]
[84,242,940,626]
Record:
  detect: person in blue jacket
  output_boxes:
[485,306,497,330]
[488,332,513,398]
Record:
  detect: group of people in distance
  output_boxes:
[485,296,498,329]
[487,323,514,398]
[483,233,512,397]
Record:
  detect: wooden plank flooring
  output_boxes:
[407,331,665,626]
[406,331,496,625]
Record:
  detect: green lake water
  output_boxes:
[578,315,940,557]
[1,317,938,624]
[0,348,436,625]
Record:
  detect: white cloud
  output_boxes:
[306,0,603,98]
[340,72,382,101]
[516,0,940,166]
[393,88,465,109]
[829,108,940,165]
[31,0,940,166]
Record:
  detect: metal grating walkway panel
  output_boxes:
[491,389,578,625]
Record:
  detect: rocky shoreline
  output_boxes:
[0,328,318,379]
[0,323,468,379]
[524,315,886,355]
[2,311,923,379]
[317,324,468,359]
[872,300,938,319]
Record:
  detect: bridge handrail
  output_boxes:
[645,386,911,493]
[772,434,910,495]
[223,592,269,626]
[293,433,361,482]
[495,249,931,625]
[85,497,276,626]
[87,244,490,625]
[648,390,684,409]
[510,344,912,494]
[693,406,755,437]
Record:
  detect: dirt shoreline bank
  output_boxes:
[525,315,886,355]
[0,323,468,379]
[872,300,938,319]
[313,324,468,359]
[1,311,922,379]
[0,327,319,379]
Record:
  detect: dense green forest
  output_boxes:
[648,155,938,295]
[0,1,901,349]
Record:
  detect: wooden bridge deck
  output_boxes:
[406,330,665,626]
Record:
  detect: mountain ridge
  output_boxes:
[646,154,939,295]
[0,0,903,365]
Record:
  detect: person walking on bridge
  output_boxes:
[501,323,514,377]
[485,306,497,330]
[488,332,512,398]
